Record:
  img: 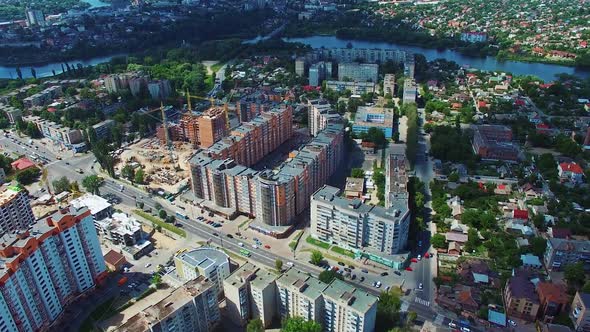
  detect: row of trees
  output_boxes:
[403,103,419,167]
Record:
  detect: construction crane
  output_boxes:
[184,90,232,131]
[159,101,176,165]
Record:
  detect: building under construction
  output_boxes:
[156,107,227,148]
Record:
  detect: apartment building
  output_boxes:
[0,206,107,332]
[276,269,327,323]
[537,282,570,318]
[174,247,230,294]
[113,276,220,332]
[0,103,22,124]
[295,57,306,76]
[402,79,417,104]
[91,119,115,140]
[0,184,35,235]
[22,115,84,149]
[311,185,410,257]
[23,86,62,108]
[385,153,409,209]
[148,79,172,100]
[352,106,395,139]
[315,47,407,64]
[223,263,277,328]
[325,81,376,95]
[544,238,590,271]
[323,279,377,332]
[338,63,378,82]
[571,291,590,332]
[383,74,395,96]
[472,125,519,162]
[504,271,540,321]
[198,107,227,148]
[190,105,344,233]
[308,99,338,137]
[309,61,333,87]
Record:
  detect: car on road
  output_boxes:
[351,274,356,280]
[418,283,423,289]
[264,245,271,249]
[508,320,516,327]
[380,272,389,277]
[374,281,382,288]
[145,263,151,268]
[448,322,457,329]
[252,244,258,249]
[460,327,470,332]
[425,253,430,259]
[212,232,219,237]
[348,265,355,269]
[361,269,368,273]
[337,262,345,266]
[418,254,422,261]
[286,262,294,267]
[418,240,422,247]
[226,234,233,239]
[238,242,244,247]
[359,276,365,282]
[411,258,418,263]
[394,271,402,276]
[405,267,413,271]
[344,268,351,272]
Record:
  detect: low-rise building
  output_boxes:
[472,125,519,161]
[558,162,584,184]
[537,282,570,318]
[571,291,590,332]
[344,177,365,199]
[544,238,590,271]
[504,271,540,321]
[95,212,143,246]
[352,106,395,139]
[402,79,417,104]
[71,193,113,221]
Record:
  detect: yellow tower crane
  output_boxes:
[185,90,231,131]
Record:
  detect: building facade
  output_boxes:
[504,272,540,321]
[114,276,220,332]
[174,247,231,294]
[383,74,395,96]
[323,279,378,332]
[0,184,35,235]
[0,206,107,332]
[544,238,590,271]
[337,63,378,83]
[198,107,228,148]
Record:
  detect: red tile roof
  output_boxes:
[513,209,529,220]
[104,249,126,267]
[537,282,569,305]
[10,157,35,171]
[559,162,583,174]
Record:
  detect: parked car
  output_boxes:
[361,269,368,273]
[380,272,389,276]
[359,276,365,282]
[337,261,345,266]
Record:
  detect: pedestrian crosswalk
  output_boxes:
[434,314,445,325]
[414,297,430,306]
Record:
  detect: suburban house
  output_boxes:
[558,162,584,184]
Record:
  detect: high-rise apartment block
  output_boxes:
[308,99,340,137]
[295,57,306,76]
[338,63,378,82]
[0,184,35,235]
[190,105,343,232]
[310,153,410,268]
[315,48,407,64]
[147,79,172,100]
[114,276,220,332]
[402,79,417,104]
[224,266,378,332]
[0,206,107,331]
[308,61,333,87]
[198,107,228,148]
[223,262,277,327]
[174,247,231,294]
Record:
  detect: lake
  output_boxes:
[283,36,590,82]
[80,0,111,8]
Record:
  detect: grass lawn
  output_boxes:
[289,231,304,250]
[306,235,330,249]
[238,218,251,229]
[331,246,355,258]
[134,210,186,237]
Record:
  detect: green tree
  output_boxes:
[310,250,324,265]
[159,210,167,219]
[121,165,135,182]
[319,269,342,284]
[350,168,365,178]
[275,259,283,272]
[281,316,322,332]
[16,168,40,185]
[82,175,103,195]
[406,311,417,326]
[529,237,547,257]
[377,290,402,332]
[464,228,481,253]
[151,273,162,288]
[0,154,13,174]
[247,318,264,332]
[135,168,145,184]
[52,176,71,194]
[564,262,586,290]
[582,281,590,294]
[431,233,446,249]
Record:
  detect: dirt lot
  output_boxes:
[117,138,195,193]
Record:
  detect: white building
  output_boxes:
[71,193,113,221]
[113,276,220,332]
[0,206,107,331]
[95,212,143,246]
[338,63,378,83]
[174,247,230,294]
[308,99,340,137]
[323,279,378,332]
[0,184,35,235]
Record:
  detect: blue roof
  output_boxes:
[472,272,489,284]
[520,254,542,267]
[488,310,506,326]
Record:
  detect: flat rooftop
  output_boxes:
[322,278,377,314]
[177,247,229,270]
[70,193,111,216]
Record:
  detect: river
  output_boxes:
[0,54,126,79]
[282,36,590,82]
[80,0,111,8]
